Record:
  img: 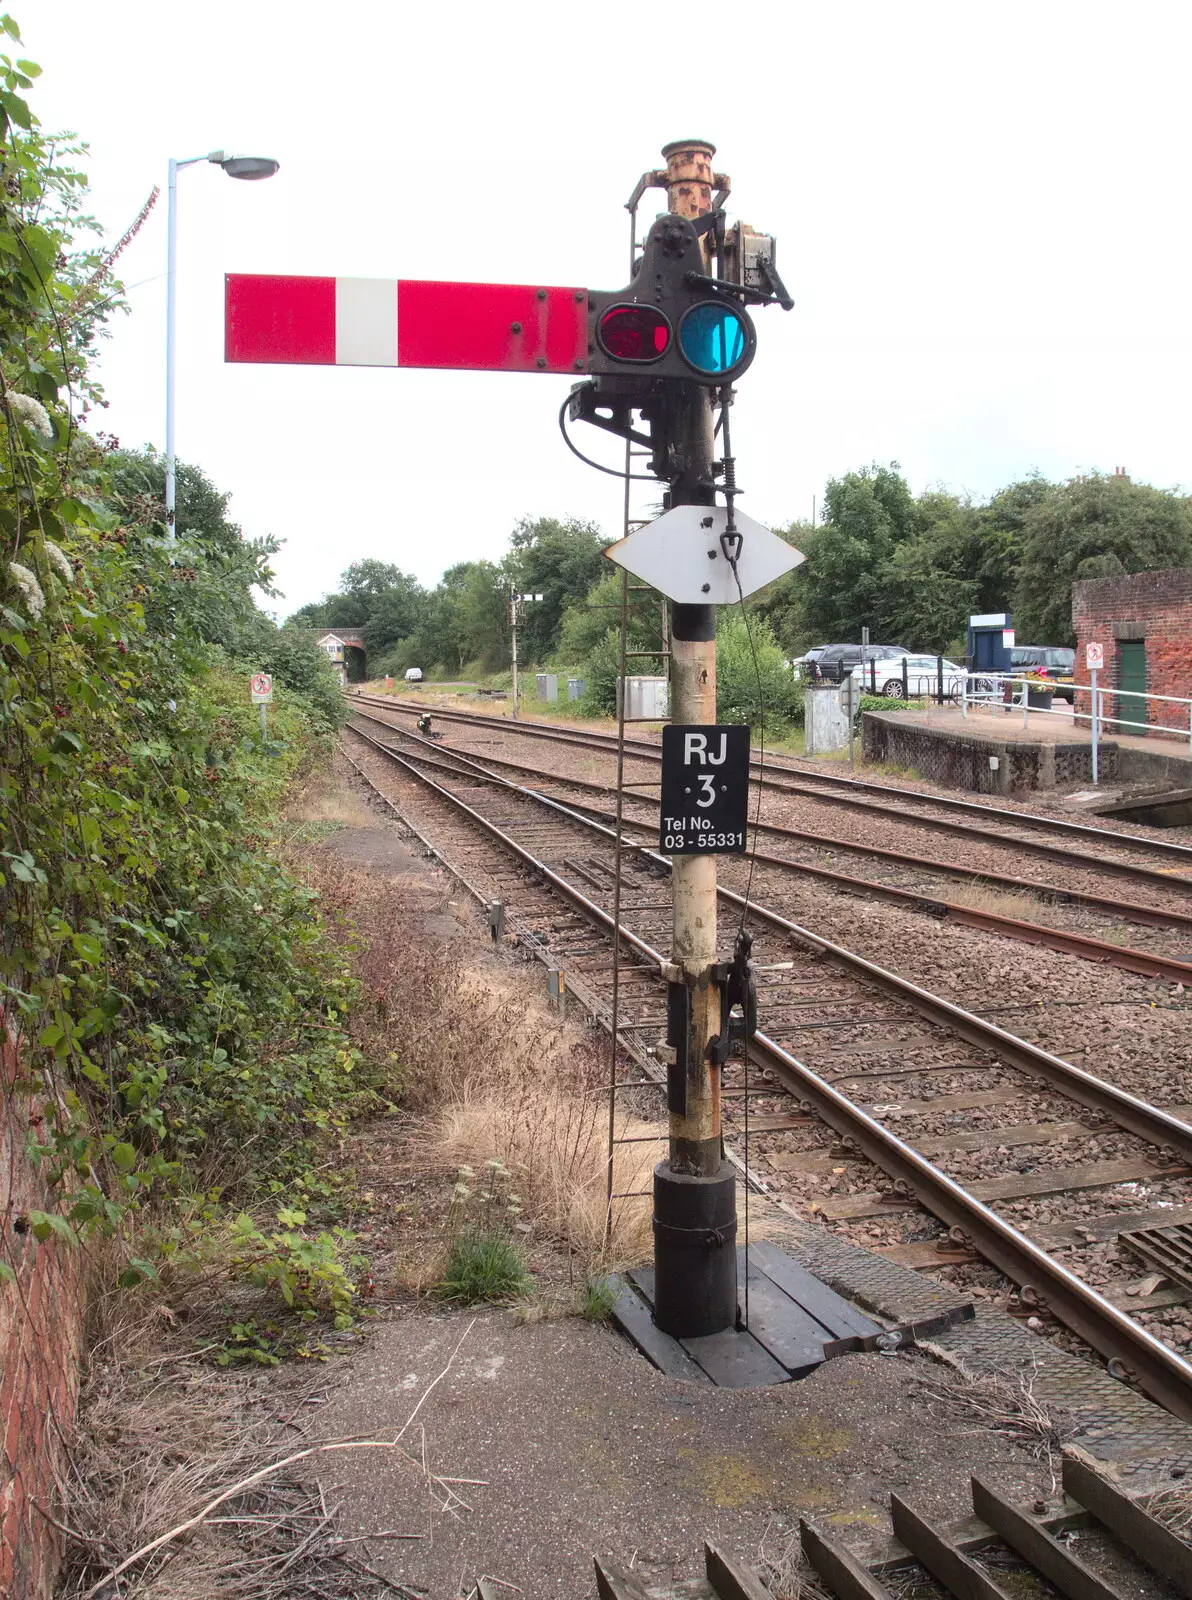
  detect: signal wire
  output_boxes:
[716,387,770,1334]
[558,392,663,483]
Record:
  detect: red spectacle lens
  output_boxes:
[598,305,670,362]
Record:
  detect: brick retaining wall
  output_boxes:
[0,1018,86,1599]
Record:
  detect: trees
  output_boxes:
[974,476,1050,615]
[507,515,610,664]
[360,573,425,656]
[774,465,1192,656]
[881,491,981,653]
[749,522,813,657]
[1014,473,1192,643]
[794,464,919,644]
[294,521,609,677]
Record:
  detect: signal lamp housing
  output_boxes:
[586,213,755,384]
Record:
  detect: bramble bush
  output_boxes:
[0,17,366,1334]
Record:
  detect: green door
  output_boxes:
[1117,639,1147,732]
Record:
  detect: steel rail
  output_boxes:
[351,691,1192,866]
[345,726,662,968]
[743,1026,1192,1422]
[347,719,1192,1157]
[342,724,1192,1420]
[350,707,1192,930]
[349,713,1192,984]
[351,695,1192,889]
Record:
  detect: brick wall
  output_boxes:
[1072,567,1192,737]
[0,1017,87,1599]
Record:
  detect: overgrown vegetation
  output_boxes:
[299,852,661,1276]
[0,20,363,1337]
[432,1158,528,1305]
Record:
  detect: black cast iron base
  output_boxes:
[652,1161,738,1338]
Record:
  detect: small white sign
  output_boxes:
[1086,641,1104,671]
[250,672,273,704]
[604,506,805,605]
[1002,628,1015,649]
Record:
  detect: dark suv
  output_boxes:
[809,643,910,683]
[1010,646,1076,702]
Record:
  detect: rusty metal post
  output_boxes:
[509,591,521,721]
[651,138,737,1339]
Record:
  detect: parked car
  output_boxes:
[1009,646,1075,702]
[404,666,424,683]
[863,653,968,699]
[790,645,830,679]
[808,643,910,683]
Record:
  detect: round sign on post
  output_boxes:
[250,673,273,703]
[1086,642,1104,671]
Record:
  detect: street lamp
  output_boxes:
[165,149,279,538]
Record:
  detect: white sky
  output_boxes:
[25,0,1192,615]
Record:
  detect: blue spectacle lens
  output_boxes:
[678,303,748,374]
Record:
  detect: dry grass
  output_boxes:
[1142,1482,1192,1542]
[432,1090,660,1263]
[752,1517,840,1600]
[57,1364,417,1599]
[940,881,1052,922]
[59,1313,492,1598]
[284,767,376,839]
[297,845,662,1271]
[909,1353,1075,1487]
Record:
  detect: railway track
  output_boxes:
[596,1453,1192,1600]
[341,716,1192,1421]
[350,690,1192,879]
[347,703,1192,984]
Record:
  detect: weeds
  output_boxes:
[58,1330,478,1597]
[909,1355,1075,1486]
[942,881,1051,921]
[580,1277,619,1322]
[432,1159,528,1304]
[436,1229,528,1304]
[755,1516,833,1600]
[301,857,663,1270]
[1142,1482,1192,1540]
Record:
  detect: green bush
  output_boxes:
[716,610,804,734]
[858,694,916,713]
[579,628,663,717]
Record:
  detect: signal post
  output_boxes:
[222,138,800,1342]
[654,142,734,1336]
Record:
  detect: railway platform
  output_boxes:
[862,705,1192,796]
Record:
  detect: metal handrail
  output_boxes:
[961,670,1192,758]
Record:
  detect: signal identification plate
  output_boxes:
[659,724,750,855]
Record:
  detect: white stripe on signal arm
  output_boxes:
[334,277,398,366]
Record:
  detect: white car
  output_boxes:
[404,667,424,683]
[856,653,967,699]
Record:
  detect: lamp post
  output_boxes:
[165,150,278,538]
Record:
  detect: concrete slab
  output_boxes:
[313,1308,1053,1600]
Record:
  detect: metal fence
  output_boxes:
[960,672,1192,781]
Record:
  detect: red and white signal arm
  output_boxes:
[251,673,273,703]
[225,275,587,374]
[1086,641,1104,671]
